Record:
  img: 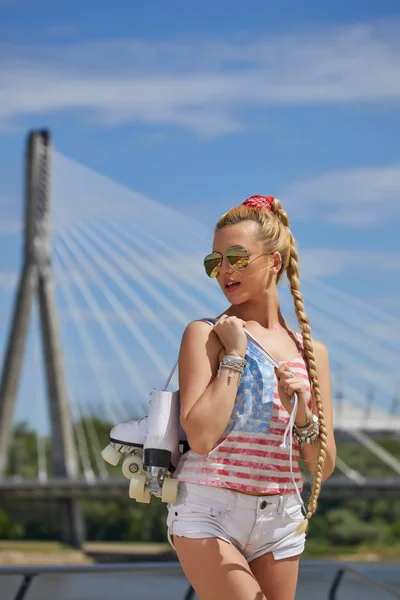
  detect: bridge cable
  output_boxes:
[63,224,175,377]
[334,455,366,484]
[106,217,223,305]
[88,218,214,322]
[71,221,182,349]
[55,231,150,412]
[347,429,400,476]
[53,248,125,425]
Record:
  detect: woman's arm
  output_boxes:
[300,341,337,480]
[178,320,241,456]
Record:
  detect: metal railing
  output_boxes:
[0,560,399,600]
[2,476,400,501]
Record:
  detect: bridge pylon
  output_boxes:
[0,130,84,549]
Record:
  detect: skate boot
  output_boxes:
[102,355,187,503]
[101,416,148,488]
[129,387,181,504]
[101,391,186,504]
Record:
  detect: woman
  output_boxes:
[168,195,336,600]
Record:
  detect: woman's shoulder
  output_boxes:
[188,317,216,328]
[180,318,221,359]
[182,318,216,340]
[313,339,329,362]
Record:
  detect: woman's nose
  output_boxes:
[220,254,234,274]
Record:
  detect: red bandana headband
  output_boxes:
[242,195,275,213]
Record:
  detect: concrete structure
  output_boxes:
[0,131,84,548]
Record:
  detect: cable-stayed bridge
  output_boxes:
[0,131,399,548]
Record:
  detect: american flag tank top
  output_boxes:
[174,319,312,495]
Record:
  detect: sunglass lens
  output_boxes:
[204,252,222,277]
[226,246,250,270]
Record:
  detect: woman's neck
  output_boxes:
[229,290,286,330]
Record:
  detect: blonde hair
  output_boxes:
[216,199,328,532]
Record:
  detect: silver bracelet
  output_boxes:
[217,356,247,379]
[224,355,246,364]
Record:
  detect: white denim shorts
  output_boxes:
[166,482,306,562]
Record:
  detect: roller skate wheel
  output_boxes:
[101,444,121,466]
[122,455,143,479]
[136,487,151,504]
[161,477,179,503]
[129,474,150,503]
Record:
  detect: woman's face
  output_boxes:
[212,221,275,304]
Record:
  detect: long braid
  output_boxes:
[274,200,328,533]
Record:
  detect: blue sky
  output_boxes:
[0,0,400,440]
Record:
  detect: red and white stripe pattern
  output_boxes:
[175,336,312,495]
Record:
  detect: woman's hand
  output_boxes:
[275,362,311,425]
[213,315,247,360]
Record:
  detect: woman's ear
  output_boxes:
[271,251,282,275]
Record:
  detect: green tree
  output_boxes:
[326,508,385,546]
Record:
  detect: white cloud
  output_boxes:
[0,20,399,136]
[283,164,400,226]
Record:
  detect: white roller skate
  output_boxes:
[101,359,188,504]
[101,416,147,478]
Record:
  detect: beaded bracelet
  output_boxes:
[293,414,320,447]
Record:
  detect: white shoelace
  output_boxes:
[280,392,306,513]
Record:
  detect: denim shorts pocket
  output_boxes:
[166,495,224,542]
[183,498,224,517]
[283,503,304,522]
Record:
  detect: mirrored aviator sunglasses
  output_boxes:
[204,245,251,278]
